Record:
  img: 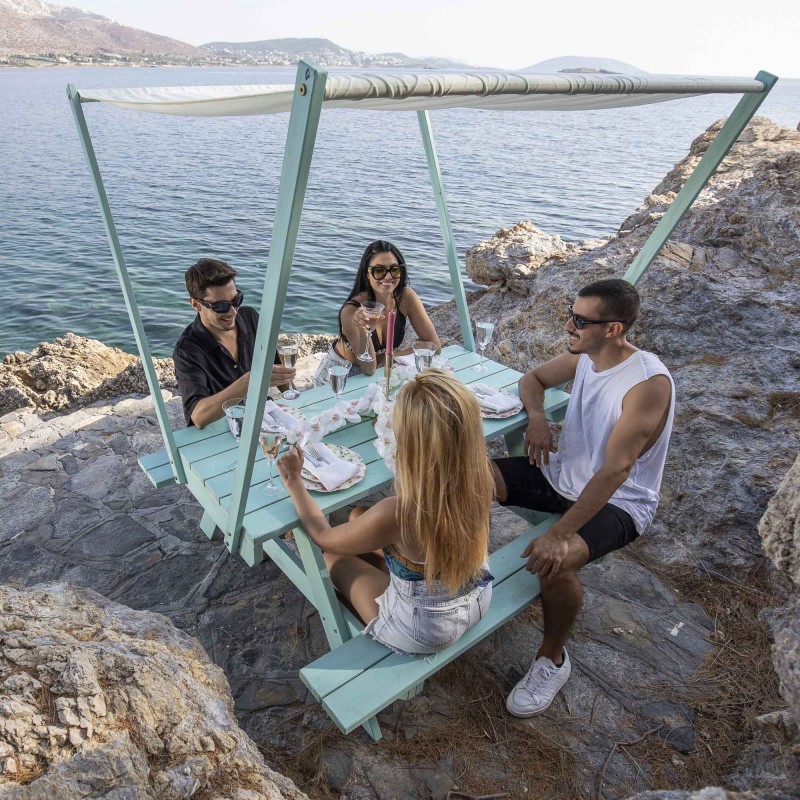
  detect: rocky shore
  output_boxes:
[0,117,798,799]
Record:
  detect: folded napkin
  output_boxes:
[470,384,523,413]
[263,400,300,432]
[303,442,360,491]
[393,354,416,367]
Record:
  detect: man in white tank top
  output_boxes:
[492,279,675,718]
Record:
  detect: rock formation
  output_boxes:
[0,333,176,416]
[0,583,308,799]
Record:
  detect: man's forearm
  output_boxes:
[552,465,630,539]
[519,371,547,417]
[191,373,250,429]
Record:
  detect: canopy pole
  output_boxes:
[223,60,328,555]
[623,70,778,286]
[67,84,186,486]
[417,111,476,351]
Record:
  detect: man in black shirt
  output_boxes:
[173,259,295,428]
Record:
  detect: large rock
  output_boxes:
[0,332,333,417]
[465,220,573,294]
[758,451,800,789]
[0,333,176,416]
[0,583,308,799]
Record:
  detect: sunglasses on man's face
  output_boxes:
[566,304,624,330]
[368,264,403,280]
[195,290,244,314]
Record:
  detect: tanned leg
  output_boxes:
[323,551,389,624]
[537,534,590,664]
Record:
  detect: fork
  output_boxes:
[306,444,330,466]
[471,383,493,396]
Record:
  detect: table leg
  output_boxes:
[292,526,349,649]
[503,428,525,458]
[292,526,383,740]
[199,510,219,540]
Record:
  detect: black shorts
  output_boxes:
[493,457,639,562]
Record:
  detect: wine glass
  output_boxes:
[328,363,351,402]
[358,301,385,362]
[222,397,246,470]
[412,340,436,372]
[277,333,300,400]
[474,320,495,372]
[259,427,285,495]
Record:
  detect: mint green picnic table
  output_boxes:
[67,60,776,738]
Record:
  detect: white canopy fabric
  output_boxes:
[77,72,766,117]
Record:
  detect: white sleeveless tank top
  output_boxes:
[541,350,674,533]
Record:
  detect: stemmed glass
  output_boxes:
[412,340,436,372]
[277,333,300,400]
[328,363,351,402]
[259,427,285,495]
[474,320,495,372]
[222,397,246,470]
[358,301,385,362]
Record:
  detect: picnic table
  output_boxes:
[139,345,570,738]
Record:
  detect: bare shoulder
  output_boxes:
[398,287,421,312]
[623,374,672,410]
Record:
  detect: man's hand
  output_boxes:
[522,529,570,578]
[524,412,556,466]
[270,364,296,387]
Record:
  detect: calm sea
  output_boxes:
[1,66,797,358]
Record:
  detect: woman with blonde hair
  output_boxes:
[277,370,494,654]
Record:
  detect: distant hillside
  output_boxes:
[201,37,471,69]
[0,0,204,57]
[520,55,646,75]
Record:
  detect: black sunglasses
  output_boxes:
[194,290,244,314]
[368,264,404,280]
[566,304,625,330]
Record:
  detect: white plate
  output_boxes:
[301,444,366,493]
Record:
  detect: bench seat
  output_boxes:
[299,513,559,738]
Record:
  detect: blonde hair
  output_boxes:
[393,369,494,594]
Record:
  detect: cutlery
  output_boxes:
[306,444,330,466]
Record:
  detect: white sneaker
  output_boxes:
[506,649,571,717]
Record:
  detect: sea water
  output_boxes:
[1,66,797,357]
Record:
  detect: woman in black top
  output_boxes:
[314,240,441,385]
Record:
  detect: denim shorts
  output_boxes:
[313,346,364,386]
[363,570,492,655]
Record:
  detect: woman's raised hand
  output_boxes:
[277,445,305,485]
[354,305,383,330]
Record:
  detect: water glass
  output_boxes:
[412,340,436,372]
[259,428,285,495]
[222,397,246,470]
[328,364,351,401]
[358,301,385,362]
[277,333,300,400]
[474,320,495,372]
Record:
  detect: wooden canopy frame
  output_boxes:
[67,61,777,554]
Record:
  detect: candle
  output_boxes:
[385,308,396,356]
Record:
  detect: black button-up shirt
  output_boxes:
[173,306,278,426]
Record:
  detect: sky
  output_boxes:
[61,0,799,77]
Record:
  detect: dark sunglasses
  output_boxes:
[368,264,404,280]
[194,290,244,314]
[566,304,624,330]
